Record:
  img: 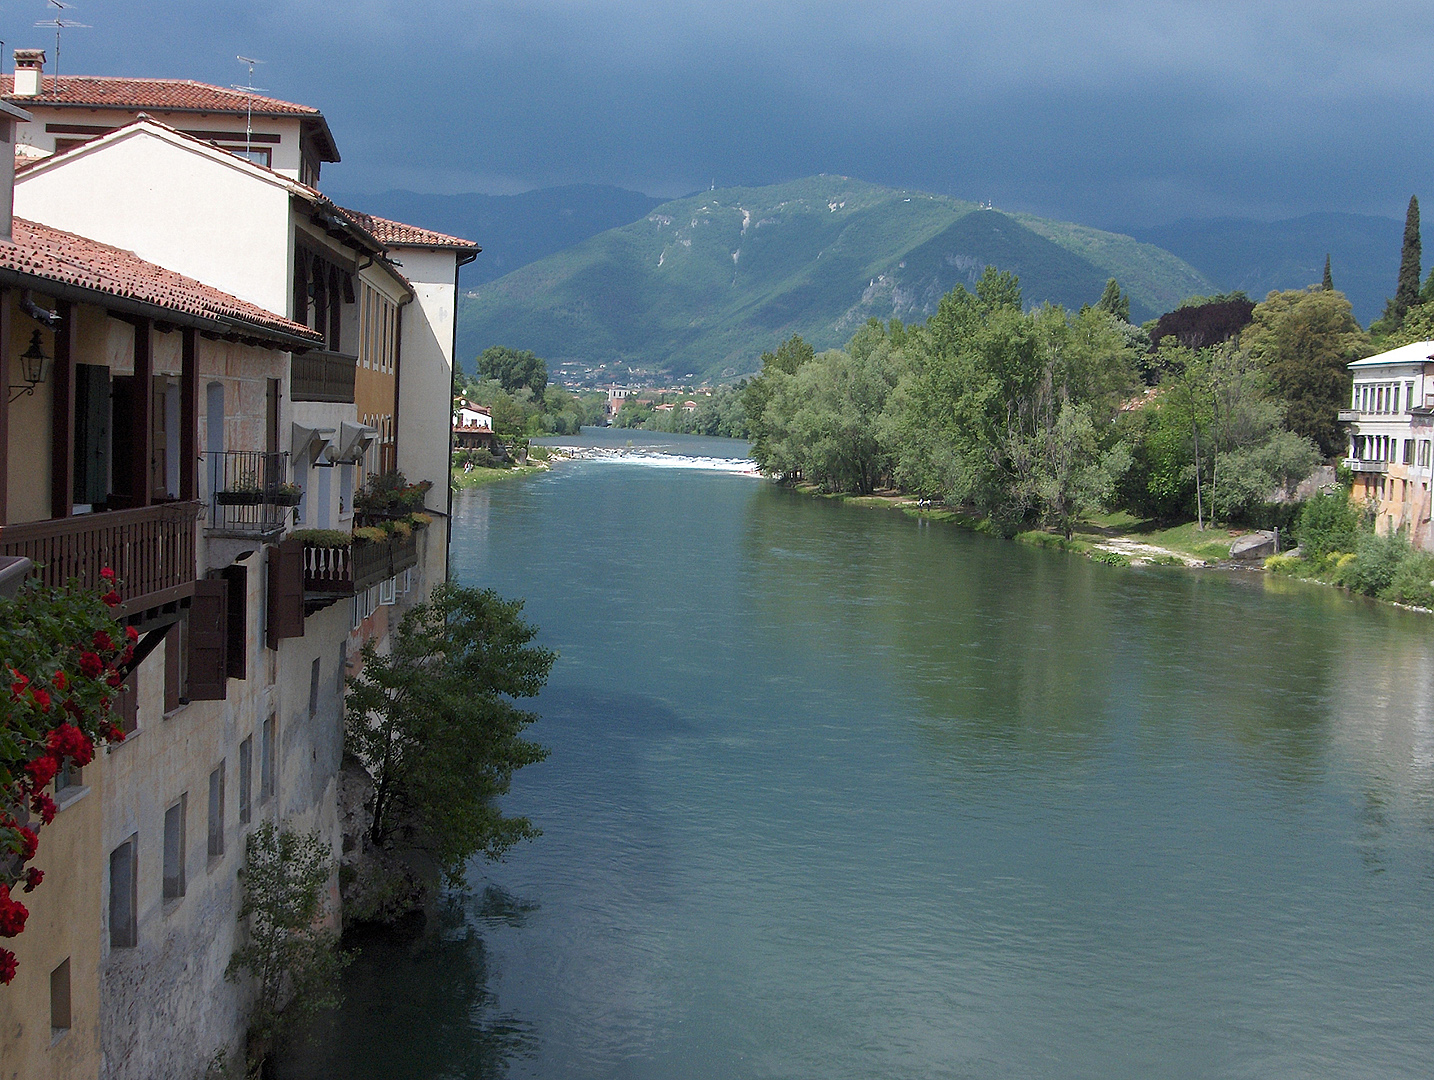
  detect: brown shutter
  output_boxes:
[266,537,305,643]
[187,578,228,700]
[221,565,248,680]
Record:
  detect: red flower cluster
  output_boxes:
[0,949,15,984]
[46,723,94,767]
[0,885,27,936]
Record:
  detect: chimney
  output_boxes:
[0,102,32,241]
[12,50,46,98]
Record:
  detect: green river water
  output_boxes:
[286,431,1434,1080]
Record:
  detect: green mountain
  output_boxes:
[456,176,1216,381]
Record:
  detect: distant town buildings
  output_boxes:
[0,53,477,1078]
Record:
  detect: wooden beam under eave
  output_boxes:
[131,317,153,508]
[0,289,10,524]
[180,327,198,501]
[50,300,76,518]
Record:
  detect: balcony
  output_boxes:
[1337,409,1360,422]
[1344,457,1388,474]
[291,350,357,403]
[302,530,419,602]
[204,450,293,537]
[0,501,201,614]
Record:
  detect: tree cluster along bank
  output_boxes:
[737,269,1433,608]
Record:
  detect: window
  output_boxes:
[55,758,83,794]
[208,763,226,859]
[109,838,137,947]
[163,795,187,900]
[238,737,253,825]
[339,463,353,517]
[1405,439,1415,465]
[309,657,322,720]
[379,576,397,606]
[164,620,184,714]
[260,717,275,801]
[50,958,71,1037]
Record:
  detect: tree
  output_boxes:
[345,584,553,883]
[1240,287,1369,455]
[1373,195,1422,335]
[476,346,548,397]
[1148,295,1255,351]
[742,334,816,466]
[226,823,348,1060]
[1322,255,1333,292]
[1095,278,1131,323]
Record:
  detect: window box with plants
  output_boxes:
[354,471,434,521]
[264,482,302,507]
[215,480,263,506]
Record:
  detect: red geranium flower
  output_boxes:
[125,626,138,643]
[29,688,51,712]
[106,672,124,688]
[17,827,38,861]
[30,791,56,826]
[0,948,16,984]
[93,630,115,652]
[99,567,115,582]
[0,886,29,936]
[52,670,67,692]
[9,669,28,698]
[105,723,126,744]
[78,652,102,678]
[22,868,43,893]
[25,754,58,787]
[101,591,121,608]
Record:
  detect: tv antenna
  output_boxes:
[232,56,266,151]
[35,1,90,95]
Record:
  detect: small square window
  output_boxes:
[50,957,71,1037]
[109,837,137,948]
[208,763,226,859]
[260,717,276,801]
[238,737,253,825]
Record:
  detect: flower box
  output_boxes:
[215,490,263,506]
[264,491,302,507]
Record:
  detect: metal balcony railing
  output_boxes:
[203,450,292,536]
[291,350,357,403]
[1343,457,1389,474]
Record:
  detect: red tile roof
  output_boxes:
[0,75,319,116]
[0,218,323,346]
[336,207,479,251]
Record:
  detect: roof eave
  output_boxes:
[0,266,323,350]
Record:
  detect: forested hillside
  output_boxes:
[456,176,1215,381]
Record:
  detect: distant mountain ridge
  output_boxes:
[328,184,663,287]
[1127,212,1406,326]
[455,176,1216,381]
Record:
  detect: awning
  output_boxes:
[334,421,379,463]
[292,422,336,465]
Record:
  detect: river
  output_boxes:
[285,431,1434,1079]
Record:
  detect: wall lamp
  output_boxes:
[9,330,50,403]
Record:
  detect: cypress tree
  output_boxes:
[1394,195,1421,320]
[1322,254,1333,292]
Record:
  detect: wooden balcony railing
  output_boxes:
[291,350,357,403]
[302,530,422,599]
[0,501,201,612]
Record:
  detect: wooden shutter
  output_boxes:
[72,364,111,505]
[266,537,305,642]
[187,578,228,700]
[108,375,139,506]
[221,565,248,680]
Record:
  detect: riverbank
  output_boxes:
[810,487,1239,567]
[450,451,563,490]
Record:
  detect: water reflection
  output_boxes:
[278,897,537,1080]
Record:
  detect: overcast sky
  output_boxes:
[13,0,1433,229]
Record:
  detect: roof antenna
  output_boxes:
[233,56,266,158]
[35,1,90,96]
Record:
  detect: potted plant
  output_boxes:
[265,482,302,507]
[216,477,263,505]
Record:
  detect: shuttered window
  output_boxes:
[221,565,247,680]
[186,579,228,700]
[266,538,305,643]
[109,838,137,947]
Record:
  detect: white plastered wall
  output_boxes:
[14,126,294,314]
[393,247,459,510]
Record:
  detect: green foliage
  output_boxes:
[344,584,554,883]
[1090,550,1131,566]
[615,384,749,438]
[226,823,348,1052]
[1094,278,1131,323]
[457,371,597,437]
[476,346,548,397]
[1336,530,1409,595]
[1383,549,1434,608]
[354,471,433,516]
[1323,255,1334,292]
[456,176,1215,382]
[291,529,352,548]
[1295,491,1360,559]
[1372,196,1423,337]
[1241,287,1369,455]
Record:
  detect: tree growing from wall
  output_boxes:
[345,584,553,883]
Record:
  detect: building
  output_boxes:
[1340,341,1434,548]
[452,398,496,452]
[0,57,479,1078]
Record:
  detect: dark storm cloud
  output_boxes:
[15,0,1434,226]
